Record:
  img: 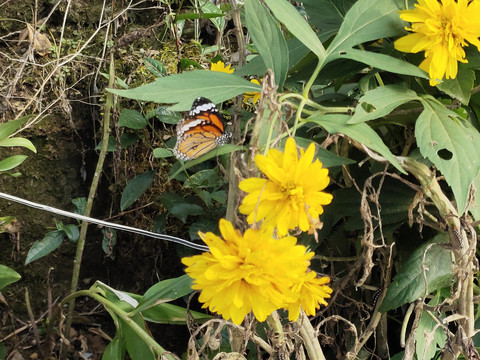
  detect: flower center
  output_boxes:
[283,181,304,210]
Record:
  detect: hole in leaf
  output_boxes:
[339,50,347,55]
[360,102,376,113]
[437,148,453,160]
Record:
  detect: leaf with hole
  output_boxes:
[348,85,420,124]
[415,98,480,214]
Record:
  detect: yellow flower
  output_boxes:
[181,219,313,325]
[239,138,333,237]
[394,0,480,86]
[284,271,332,321]
[243,78,262,103]
[210,60,235,73]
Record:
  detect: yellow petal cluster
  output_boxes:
[243,78,262,104]
[394,0,480,86]
[181,219,331,325]
[210,60,235,73]
[284,271,333,321]
[239,138,333,237]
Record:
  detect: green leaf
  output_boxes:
[201,0,225,32]
[328,48,428,79]
[0,155,27,172]
[379,234,452,312]
[263,0,326,60]
[415,295,447,360]
[121,316,155,360]
[133,275,193,314]
[120,171,156,211]
[348,85,420,124]
[143,57,167,77]
[155,107,182,124]
[102,228,117,257]
[437,68,475,105]
[118,109,148,130]
[152,148,173,158]
[72,197,86,215]
[0,117,30,140]
[169,143,244,179]
[306,114,405,173]
[302,0,357,42]
[108,70,260,111]
[415,98,480,214]
[141,303,211,324]
[0,264,21,291]
[0,137,36,153]
[102,331,126,360]
[170,203,207,223]
[60,224,79,242]
[184,168,225,189]
[245,0,289,87]
[25,230,64,265]
[294,137,355,167]
[96,133,140,151]
[326,0,405,58]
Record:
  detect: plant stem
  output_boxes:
[63,52,114,342]
[297,310,326,360]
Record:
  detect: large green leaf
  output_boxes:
[108,70,260,111]
[302,0,357,42]
[120,171,156,211]
[0,155,27,172]
[132,274,193,314]
[306,114,405,173]
[436,68,475,105]
[415,98,480,214]
[328,48,428,80]
[379,234,452,312]
[244,0,289,87]
[0,264,21,291]
[25,230,64,265]
[264,0,326,60]
[326,0,405,59]
[348,85,420,124]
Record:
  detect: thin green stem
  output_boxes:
[291,60,324,137]
[63,52,114,342]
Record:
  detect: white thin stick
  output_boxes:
[0,191,209,252]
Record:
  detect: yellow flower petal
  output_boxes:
[239,138,332,236]
[394,0,480,86]
[181,219,315,325]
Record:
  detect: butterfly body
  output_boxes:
[173,97,231,160]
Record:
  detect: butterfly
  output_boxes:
[173,97,231,160]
